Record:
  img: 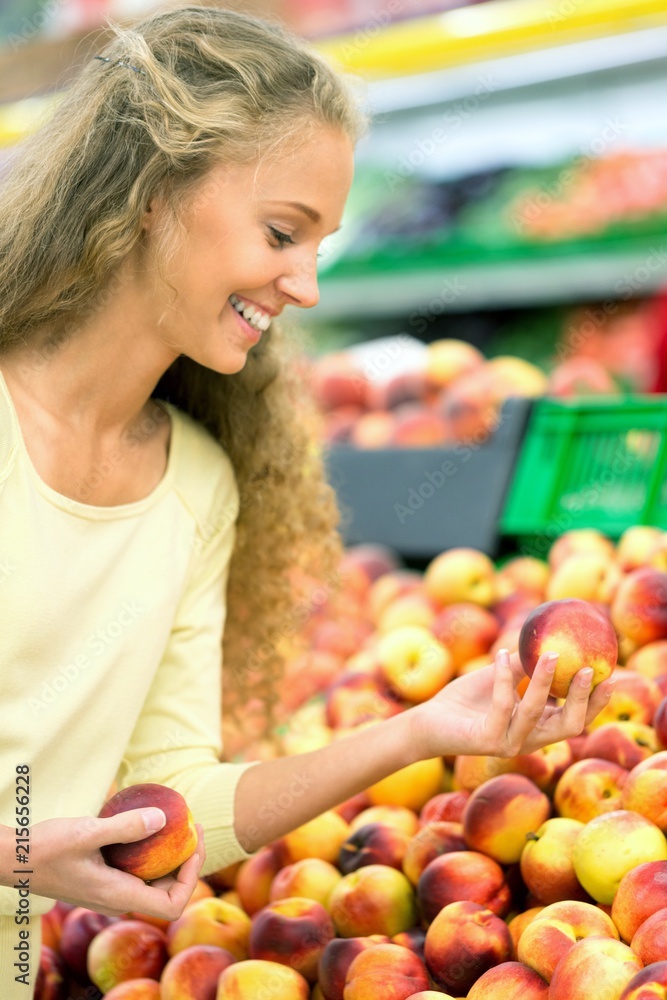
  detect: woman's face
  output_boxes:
[141,125,354,373]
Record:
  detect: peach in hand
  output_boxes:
[518,597,617,698]
[98,783,197,882]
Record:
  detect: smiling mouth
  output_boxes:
[229,293,272,332]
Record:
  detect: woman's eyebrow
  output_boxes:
[266,200,342,232]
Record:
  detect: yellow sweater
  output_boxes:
[0,369,256,994]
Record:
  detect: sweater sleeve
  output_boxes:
[114,450,259,875]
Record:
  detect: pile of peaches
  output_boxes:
[313,336,622,450]
[38,525,667,999]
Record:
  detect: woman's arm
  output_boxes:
[233,650,615,853]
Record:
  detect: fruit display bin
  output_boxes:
[500,396,667,556]
[325,397,532,562]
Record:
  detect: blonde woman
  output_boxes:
[0,5,613,993]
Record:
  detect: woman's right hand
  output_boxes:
[24,808,205,919]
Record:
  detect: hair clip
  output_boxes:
[94,54,146,76]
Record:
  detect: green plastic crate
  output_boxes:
[500,396,667,555]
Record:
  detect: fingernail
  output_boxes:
[545,653,558,673]
[579,668,594,684]
[143,808,166,833]
[497,648,510,665]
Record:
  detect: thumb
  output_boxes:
[89,807,167,849]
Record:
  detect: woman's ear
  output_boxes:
[141,198,157,232]
[141,188,170,233]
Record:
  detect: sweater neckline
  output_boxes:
[0,367,179,520]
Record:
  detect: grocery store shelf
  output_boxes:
[367,25,667,115]
[313,242,667,318]
[317,0,667,79]
[353,31,667,183]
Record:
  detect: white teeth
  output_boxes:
[229,294,271,332]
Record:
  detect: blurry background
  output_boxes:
[2,0,666,367]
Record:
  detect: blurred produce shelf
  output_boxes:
[308,0,667,321]
[315,239,667,317]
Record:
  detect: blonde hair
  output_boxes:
[0,4,366,748]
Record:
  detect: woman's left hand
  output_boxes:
[407,648,615,761]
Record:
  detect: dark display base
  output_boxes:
[325,398,532,561]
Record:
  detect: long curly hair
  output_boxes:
[0,4,366,750]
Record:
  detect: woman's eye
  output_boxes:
[268,226,295,249]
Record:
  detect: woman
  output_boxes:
[0,5,613,992]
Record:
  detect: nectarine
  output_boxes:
[518,598,617,698]
[99,783,197,882]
